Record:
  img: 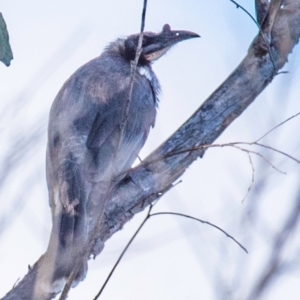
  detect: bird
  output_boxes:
[43,24,199,290]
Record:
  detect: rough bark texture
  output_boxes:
[3,0,300,299]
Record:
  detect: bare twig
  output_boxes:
[229,0,261,27]
[93,204,154,300]
[118,0,148,145]
[241,153,255,203]
[93,182,175,299]
[137,140,297,175]
[134,110,300,169]
[254,142,300,163]
[228,0,277,72]
[255,112,300,142]
[150,212,248,253]
[58,269,78,300]
[229,145,287,174]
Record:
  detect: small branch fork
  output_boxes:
[229,0,280,72]
[148,110,300,167]
[140,137,300,178]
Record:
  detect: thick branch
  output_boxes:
[3,1,300,299]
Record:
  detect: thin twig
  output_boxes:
[254,142,300,164]
[93,183,175,299]
[242,153,255,203]
[58,268,79,300]
[137,140,297,175]
[93,180,175,299]
[255,112,300,142]
[229,0,260,26]
[228,0,277,72]
[12,278,20,289]
[118,0,148,148]
[93,204,154,300]
[229,145,287,174]
[150,212,248,253]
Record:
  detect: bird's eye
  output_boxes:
[175,32,180,36]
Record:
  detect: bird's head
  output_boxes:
[122,24,200,65]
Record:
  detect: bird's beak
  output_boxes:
[143,24,200,62]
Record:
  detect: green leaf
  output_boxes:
[0,12,13,67]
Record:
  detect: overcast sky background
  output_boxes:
[1,1,300,299]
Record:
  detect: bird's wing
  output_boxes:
[49,57,156,182]
[46,56,156,281]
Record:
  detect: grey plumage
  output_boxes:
[44,24,199,288]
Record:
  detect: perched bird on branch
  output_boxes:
[44,24,199,290]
